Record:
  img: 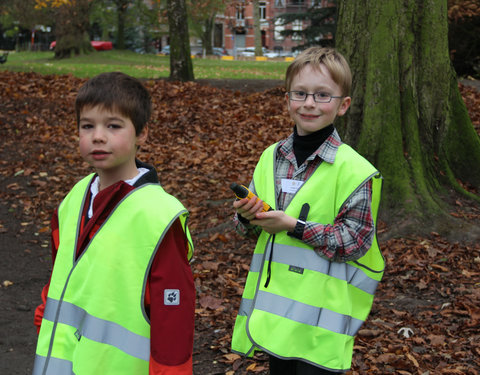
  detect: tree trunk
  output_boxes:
[202,15,215,55]
[167,0,194,81]
[54,0,93,59]
[252,0,263,56]
[335,0,480,238]
[116,0,129,50]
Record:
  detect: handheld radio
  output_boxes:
[230,182,272,212]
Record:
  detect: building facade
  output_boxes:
[217,0,332,56]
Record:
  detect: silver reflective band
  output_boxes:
[249,243,379,295]
[33,355,74,375]
[238,297,254,317]
[249,253,264,273]
[43,297,150,361]
[254,291,364,337]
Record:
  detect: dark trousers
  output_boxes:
[269,355,340,375]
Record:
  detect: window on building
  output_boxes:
[236,6,245,20]
[274,19,285,40]
[275,0,285,7]
[292,20,302,40]
[259,2,266,20]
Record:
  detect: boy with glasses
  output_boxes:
[231,47,384,374]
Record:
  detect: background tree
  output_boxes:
[90,0,116,41]
[276,0,337,50]
[114,0,130,50]
[166,0,194,81]
[335,0,480,238]
[1,0,52,50]
[252,0,262,56]
[35,0,93,58]
[187,0,227,55]
[90,0,162,53]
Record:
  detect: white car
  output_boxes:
[239,47,269,57]
[264,50,280,58]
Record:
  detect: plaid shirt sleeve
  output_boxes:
[301,179,374,262]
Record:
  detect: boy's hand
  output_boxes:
[251,211,297,235]
[233,197,265,221]
[234,197,297,234]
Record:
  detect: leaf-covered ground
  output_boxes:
[0,71,479,374]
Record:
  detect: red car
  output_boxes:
[49,41,113,51]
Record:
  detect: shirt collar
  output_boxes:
[278,128,343,165]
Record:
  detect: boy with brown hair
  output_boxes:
[231,47,384,374]
[33,72,195,375]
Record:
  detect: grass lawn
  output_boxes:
[0,50,290,80]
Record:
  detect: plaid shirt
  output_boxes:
[235,129,375,262]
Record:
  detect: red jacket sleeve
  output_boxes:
[149,219,195,375]
[34,208,59,334]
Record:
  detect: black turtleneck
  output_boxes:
[293,124,334,167]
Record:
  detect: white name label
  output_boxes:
[281,179,304,194]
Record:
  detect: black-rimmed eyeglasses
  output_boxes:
[288,91,344,103]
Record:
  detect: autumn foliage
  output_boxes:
[0,71,479,374]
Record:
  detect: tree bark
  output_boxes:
[115,0,129,50]
[54,0,93,59]
[252,0,263,56]
[335,0,480,238]
[202,15,214,55]
[167,0,194,81]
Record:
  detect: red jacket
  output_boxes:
[34,162,195,374]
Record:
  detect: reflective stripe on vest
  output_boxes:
[231,142,384,371]
[42,298,150,360]
[33,174,192,375]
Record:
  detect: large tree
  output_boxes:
[335,0,480,238]
[35,0,93,58]
[166,0,194,81]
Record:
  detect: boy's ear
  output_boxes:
[337,96,351,117]
[136,126,148,146]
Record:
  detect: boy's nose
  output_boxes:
[92,127,107,142]
[304,94,316,106]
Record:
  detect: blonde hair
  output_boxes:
[285,47,352,96]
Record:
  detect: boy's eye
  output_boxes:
[80,124,93,129]
[315,92,330,98]
[108,124,122,129]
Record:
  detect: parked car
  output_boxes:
[238,47,268,57]
[160,45,170,55]
[264,50,280,58]
[49,41,113,51]
[239,48,255,57]
[212,47,229,56]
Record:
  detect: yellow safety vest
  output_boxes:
[231,143,384,372]
[33,174,193,375]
